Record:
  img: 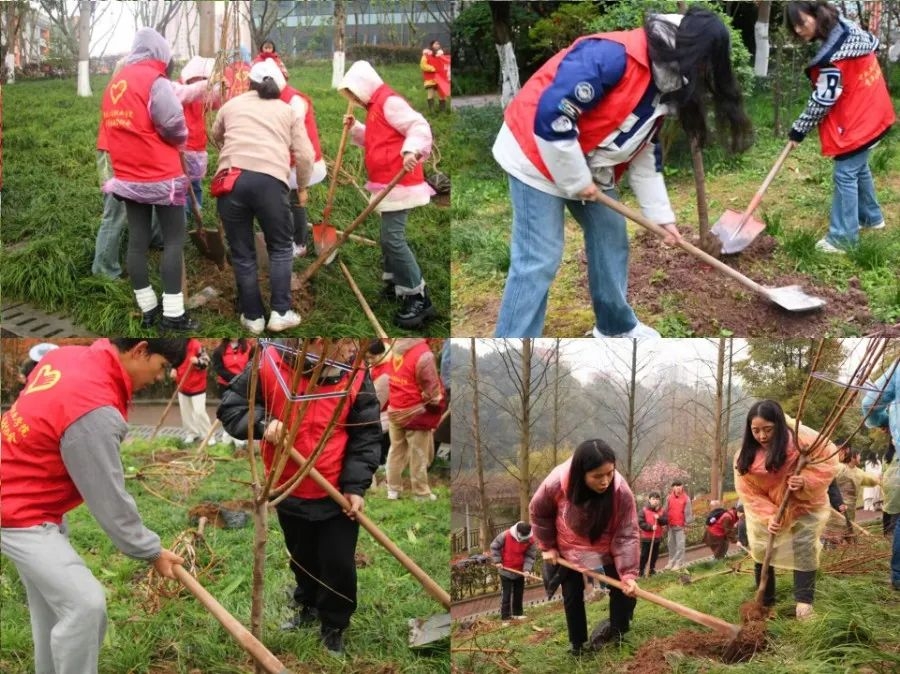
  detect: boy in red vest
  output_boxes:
[637,491,667,576]
[490,521,538,621]
[786,2,895,253]
[0,339,187,673]
[385,338,445,501]
[170,337,212,446]
[662,481,693,571]
[338,61,436,329]
[702,500,739,560]
[217,339,381,656]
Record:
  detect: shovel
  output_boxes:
[312,100,355,260]
[181,154,228,270]
[712,141,793,255]
[592,191,826,313]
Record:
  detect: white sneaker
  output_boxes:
[292,243,307,258]
[862,220,886,230]
[815,238,845,254]
[414,493,438,502]
[512,615,527,620]
[593,322,660,339]
[267,310,302,332]
[796,602,814,620]
[387,490,400,500]
[240,314,265,335]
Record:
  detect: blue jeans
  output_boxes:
[495,175,637,337]
[381,209,424,294]
[892,512,900,589]
[185,179,203,224]
[827,148,884,247]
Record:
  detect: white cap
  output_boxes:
[248,60,285,91]
[181,55,215,82]
[29,343,59,362]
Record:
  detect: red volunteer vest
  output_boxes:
[389,341,444,430]
[182,96,208,151]
[101,60,182,182]
[216,343,251,386]
[174,339,208,395]
[639,506,664,540]
[280,86,323,162]
[707,509,736,537]
[505,29,653,181]
[667,492,689,527]
[811,53,895,157]
[258,351,365,500]
[426,52,451,98]
[0,340,133,528]
[365,84,425,186]
[501,531,532,570]
[97,120,109,152]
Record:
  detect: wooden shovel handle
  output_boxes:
[288,448,451,609]
[500,565,543,582]
[150,364,194,441]
[172,566,291,674]
[323,100,356,220]
[592,191,765,293]
[737,141,793,229]
[555,558,740,639]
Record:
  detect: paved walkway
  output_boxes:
[452,94,501,110]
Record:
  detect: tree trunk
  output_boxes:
[711,338,726,500]
[519,339,532,521]
[723,339,734,484]
[754,1,772,77]
[552,338,561,467]
[331,0,346,88]
[490,1,520,107]
[198,0,216,57]
[250,493,268,674]
[470,339,492,550]
[76,0,92,96]
[625,339,637,483]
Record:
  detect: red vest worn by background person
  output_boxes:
[365,84,426,186]
[707,509,737,537]
[501,531,532,571]
[640,506,665,540]
[810,53,895,157]
[216,343,251,387]
[0,340,133,528]
[505,29,653,182]
[182,95,208,152]
[101,60,183,182]
[425,52,451,98]
[257,350,366,500]
[174,339,208,396]
[389,341,444,430]
[280,86,324,162]
[667,491,689,526]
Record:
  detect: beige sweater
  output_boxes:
[211,92,313,188]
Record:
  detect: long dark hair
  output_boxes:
[785,1,839,40]
[250,78,281,99]
[568,439,617,542]
[219,338,249,353]
[736,400,791,475]
[645,7,753,152]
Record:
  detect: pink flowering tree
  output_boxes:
[633,460,691,497]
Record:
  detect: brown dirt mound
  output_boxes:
[613,229,888,336]
[625,623,767,673]
[187,499,255,528]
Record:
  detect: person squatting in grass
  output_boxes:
[490,521,538,621]
[529,439,640,656]
[703,500,740,560]
[637,490,667,576]
[734,399,838,620]
[101,28,199,331]
[338,60,437,329]
[210,59,314,335]
[217,339,381,656]
[785,1,895,254]
[0,338,188,674]
[491,7,753,338]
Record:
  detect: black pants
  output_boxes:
[123,200,185,293]
[378,431,391,466]
[288,189,308,246]
[500,576,524,619]
[276,509,360,630]
[639,539,661,576]
[561,563,635,648]
[753,563,816,605]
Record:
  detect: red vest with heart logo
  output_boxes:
[365,84,425,186]
[0,340,133,527]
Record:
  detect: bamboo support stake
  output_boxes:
[150,364,194,441]
[339,260,388,338]
[173,566,291,674]
[199,419,221,450]
[498,566,542,582]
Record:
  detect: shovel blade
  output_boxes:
[764,285,827,312]
[312,222,339,265]
[408,613,450,648]
[711,210,766,255]
[189,228,228,270]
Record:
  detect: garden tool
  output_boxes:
[173,566,291,674]
[499,566,543,583]
[712,141,794,254]
[312,100,355,259]
[645,531,660,578]
[287,447,451,648]
[149,364,194,441]
[592,191,826,313]
[181,154,228,270]
[555,558,741,644]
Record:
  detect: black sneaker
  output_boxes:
[588,619,624,650]
[280,606,318,631]
[141,306,161,328]
[159,312,200,332]
[321,627,344,656]
[381,282,398,301]
[394,289,436,329]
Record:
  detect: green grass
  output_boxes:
[452,548,900,673]
[451,80,900,336]
[1,60,451,336]
[0,438,450,672]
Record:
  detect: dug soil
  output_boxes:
[624,623,767,673]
